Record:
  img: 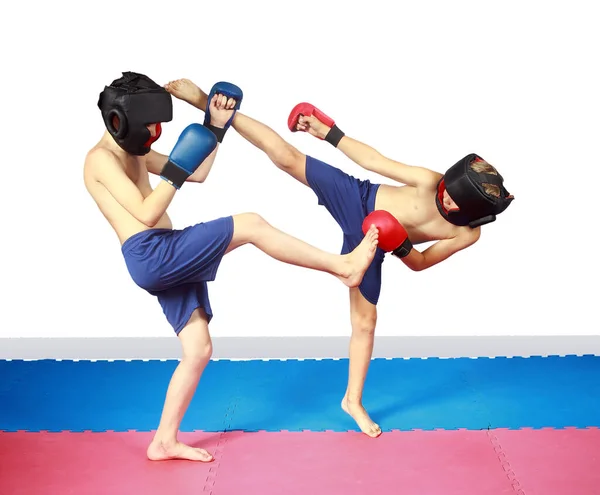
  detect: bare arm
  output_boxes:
[336,136,440,187]
[400,229,481,271]
[299,113,439,186]
[88,148,176,227]
[145,147,219,183]
[158,80,240,182]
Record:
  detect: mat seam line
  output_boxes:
[486,429,526,494]
[460,365,527,493]
[202,421,231,493]
[203,361,240,494]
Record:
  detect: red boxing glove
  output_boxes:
[362,210,413,258]
[287,102,345,147]
[288,102,335,133]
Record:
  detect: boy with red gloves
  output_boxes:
[165,80,514,438]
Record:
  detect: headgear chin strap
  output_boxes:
[435,153,514,228]
[98,72,173,156]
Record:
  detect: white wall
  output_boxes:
[2,0,598,339]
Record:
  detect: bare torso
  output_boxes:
[374,179,466,245]
[83,141,172,245]
[85,134,467,247]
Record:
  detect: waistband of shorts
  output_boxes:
[121,228,172,254]
[366,183,381,214]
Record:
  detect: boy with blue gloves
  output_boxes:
[85,72,379,462]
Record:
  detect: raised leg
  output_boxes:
[225,213,378,289]
[231,112,310,185]
[164,78,309,185]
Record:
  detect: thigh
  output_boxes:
[305,156,369,234]
[279,146,311,187]
[156,282,214,335]
[344,233,385,306]
[160,216,234,287]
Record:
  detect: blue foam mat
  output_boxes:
[1,356,598,432]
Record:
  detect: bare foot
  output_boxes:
[342,397,382,438]
[338,225,379,288]
[147,439,214,462]
[164,78,208,109]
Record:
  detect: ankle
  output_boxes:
[344,395,363,406]
[338,255,353,276]
[152,431,177,448]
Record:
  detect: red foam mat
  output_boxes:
[0,431,220,495]
[210,429,514,494]
[489,427,600,495]
[1,429,598,494]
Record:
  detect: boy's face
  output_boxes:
[146,123,159,137]
[442,189,459,211]
[110,117,160,136]
[144,122,162,148]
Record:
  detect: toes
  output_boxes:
[194,448,214,461]
[369,426,381,437]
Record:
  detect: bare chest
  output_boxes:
[375,184,458,243]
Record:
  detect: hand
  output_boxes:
[209,93,238,128]
[288,102,344,147]
[160,124,217,189]
[296,114,331,139]
[362,210,413,258]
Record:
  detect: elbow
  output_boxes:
[141,217,159,228]
[139,211,161,228]
[403,250,427,271]
[407,262,426,272]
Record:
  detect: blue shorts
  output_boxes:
[305,156,385,305]
[121,216,234,334]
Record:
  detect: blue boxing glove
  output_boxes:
[203,81,243,143]
[160,124,217,189]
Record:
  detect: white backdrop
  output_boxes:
[1,0,597,338]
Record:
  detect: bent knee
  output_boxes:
[234,212,268,230]
[183,342,213,369]
[232,212,269,241]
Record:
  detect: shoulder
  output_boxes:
[84,146,124,179]
[417,170,443,193]
[85,146,120,166]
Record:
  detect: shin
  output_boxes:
[152,309,212,446]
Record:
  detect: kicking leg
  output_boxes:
[231,112,310,186]
[341,288,382,438]
[164,78,309,186]
[226,213,378,288]
[147,309,214,462]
